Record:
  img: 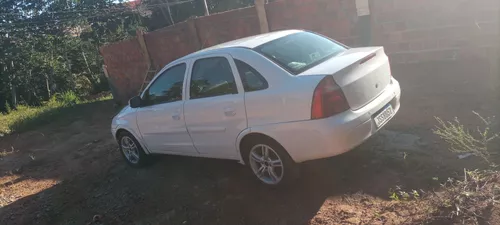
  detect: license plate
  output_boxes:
[374,105,394,128]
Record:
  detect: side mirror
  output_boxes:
[129,96,143,108]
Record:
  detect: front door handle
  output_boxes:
[172,113,181,120]
[224,107,236,117]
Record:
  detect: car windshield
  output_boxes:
[254,32,347,74]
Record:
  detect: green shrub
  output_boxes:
[49,91,80,106]
[4,100,11,115]
[434,112,499,164]
[431,112,500,224]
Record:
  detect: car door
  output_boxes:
[136,63,198,154]
[183,54,247,159]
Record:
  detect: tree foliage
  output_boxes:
[140,0,256,30]
[0,0,261,113]
[0,0,142,111]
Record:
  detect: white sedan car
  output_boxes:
[111,30,401,186]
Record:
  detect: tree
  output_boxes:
[139,0,257,31]
[0,0,142,111]
[0,0,266,112]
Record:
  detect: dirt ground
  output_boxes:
[0,58,499,225]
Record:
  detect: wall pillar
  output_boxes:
[356,0,372,46]
[136,28,152,67]
[255,0,269,33]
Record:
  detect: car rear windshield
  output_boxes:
[254,32,347,74]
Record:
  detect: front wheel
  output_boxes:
[245,139,297,186]
[118,132,153,168]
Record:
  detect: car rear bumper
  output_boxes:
[253,78,401,163]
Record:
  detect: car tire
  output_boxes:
[243,136,299,186]
[117,131,153,168]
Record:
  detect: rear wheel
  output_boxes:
[118,132,153,168]
[244,137,298,186]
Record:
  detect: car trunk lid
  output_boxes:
[299,47,391,110]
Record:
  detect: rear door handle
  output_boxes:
[224,107,236,117]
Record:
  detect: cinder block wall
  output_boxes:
[371,0,499,63]
[370,0,500,130]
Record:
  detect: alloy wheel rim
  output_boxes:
[249,144,284,185]
[120,136,140,164]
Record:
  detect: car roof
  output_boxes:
[204,29,301,50]
[171,29,302,64]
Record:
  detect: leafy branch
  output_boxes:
[434,111,499,164]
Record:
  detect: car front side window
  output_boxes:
[144,63,186,105]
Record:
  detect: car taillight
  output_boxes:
[311,76,350,120]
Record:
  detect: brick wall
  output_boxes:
[371,0,499,63]
[266,0,360,46]
[101,7,263,103]
[100,38,149,103]
[144,20,200,68]
[100,0,500,103]
[194,6,261,48]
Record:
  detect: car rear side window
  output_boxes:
[254,32,346,74]
[190,57,238,99]
[234,59,268,92]
[145,63,186,105]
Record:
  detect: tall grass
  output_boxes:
[0,91,112,135]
